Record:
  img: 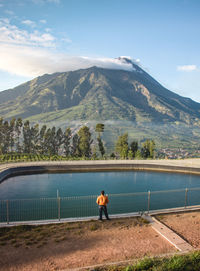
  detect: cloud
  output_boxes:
[32,0,60,4]
[0,19,55,47]
[47,0,60,3]
[1,18,10,24]
[0,42,135,77]
[45,28,51,32]
[0,19,136,78]
[40,19,47,24]
[0,44,57,77]
[4,10,14,15]
[22,19,36,27]
[61,37,72,43]
[177,65,197,72]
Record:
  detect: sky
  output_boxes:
[0,0,200,102]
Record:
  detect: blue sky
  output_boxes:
[0,0,200,101]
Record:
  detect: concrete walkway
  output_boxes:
[142,214,193,252]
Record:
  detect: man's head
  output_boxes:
[101,190,105,195]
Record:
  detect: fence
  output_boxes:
[1,187,200,224]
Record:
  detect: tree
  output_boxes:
[71,133,80,157]
[23,120,32,153]
[149,140,155,158]
[110,152,116,159]
[97,137,105,157]
[2,120,11,153]
[63,128,71,157]
[128,149,134,159]
[50,127,56,155]
[9,118,16,152]
[95,123,104,137]
[115,133,129,159]
[15,118,23,153]
[141,140,155,158]
[95,123,105,157]
[39,125,47,154]
[135,149,142,159]
[130,141,138,158]
[78,126,93,158]
[91,146,97,159]
[54,128,64,155]
[43,128,52,155]
[30,124,40,153]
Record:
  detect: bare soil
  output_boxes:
[157,211,200,249]
[0,217,174,271]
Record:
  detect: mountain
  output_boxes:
[1,57,200,125]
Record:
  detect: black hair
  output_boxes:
[101,190,105,195]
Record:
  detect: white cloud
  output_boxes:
[47,0,60,3]
[119,56,132,60]
[0,19,56,47]
[45,28,52,32]
[22,20,36,27]
[177,65,197,72]
[4,10,14,15]
[40,19,47,24]
[30,32,55,42]
[61,37,72,43]
[0,44,57,77]
[32,0,60,4]
[0,18,137,78]
[1,18,10,24]
[0,43,136,78]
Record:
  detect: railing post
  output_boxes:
[6,200,9,224]
[147,191,151,213]
[185,188,188,208]
[58,197,61,221]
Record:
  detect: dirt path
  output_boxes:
[157,211,200,249]
[0,217,175,271]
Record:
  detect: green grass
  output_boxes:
[95,251,200,271]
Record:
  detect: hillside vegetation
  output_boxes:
[1,58,200,155]
[1,58,200,125]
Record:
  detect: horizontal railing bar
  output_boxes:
[150,189,186,194]
[2,187,200,202]
[186,187,200,191]
[60,195,98,200]
[108,192,147,197]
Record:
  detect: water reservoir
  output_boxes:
[0,171,200,222]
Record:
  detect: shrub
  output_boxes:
[134,257,155,270]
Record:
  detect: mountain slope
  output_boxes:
[1,58,200,125]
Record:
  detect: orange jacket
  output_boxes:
[96,194,109,206]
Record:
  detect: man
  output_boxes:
[96,190,110,221]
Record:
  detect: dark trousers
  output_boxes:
[99,205,109,220]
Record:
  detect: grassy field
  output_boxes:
[95,251,200,271]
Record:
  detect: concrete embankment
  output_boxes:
[1,159,200,183]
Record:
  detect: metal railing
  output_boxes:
[1,187,200,224]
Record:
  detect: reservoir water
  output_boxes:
[0,171,200,222]
[0,171,200,200]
